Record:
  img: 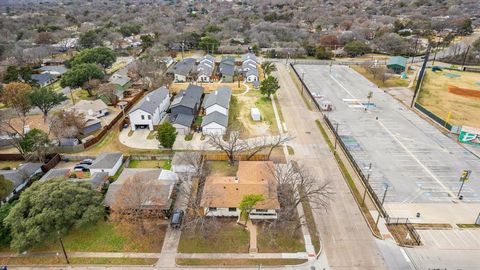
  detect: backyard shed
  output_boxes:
[251,108,261,121]
[387,56,407,74]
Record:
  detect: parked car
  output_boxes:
[73,164,90,172]
[79,159,94,165]
[170,209,184,229]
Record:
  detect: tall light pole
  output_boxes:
[362,163,372,205]
[458,169,471,199]
[376,184,389,225]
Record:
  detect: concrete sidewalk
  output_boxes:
[176,252,309,259]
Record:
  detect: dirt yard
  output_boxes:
[235,91,279,137]
[169,82,248,94]
[417,69,480,128]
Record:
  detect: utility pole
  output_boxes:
[410,44,431,108]
[461,45,471,70]
[69,87,75,105]
[58,234,69,264]
[376,185,389,225]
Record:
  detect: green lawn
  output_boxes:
[128,159,170,169]
[176,258,307,266]
[0,257,157,265]
[228,96,244,130]
[351,65,409,88]
[208,161,238,176]
[0,160,23,170]
[178,221,249,253]
[51,81,62,92]
[33,221,166,253]
[256,223,305,253]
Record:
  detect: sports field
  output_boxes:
[417,69,480,128]
[295,64,480,204]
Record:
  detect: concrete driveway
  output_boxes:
[118,128,161,149]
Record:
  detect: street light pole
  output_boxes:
[376,185,389,225]
[362,163,372,205]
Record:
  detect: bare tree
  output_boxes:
[49,109,86,141]
[97,84,119,105]
[207,130,248,165]
[269,161,331,210]
[176,160,218,239]
[244,134,292,160]
[111,175,165,235]
[83,79,101,97]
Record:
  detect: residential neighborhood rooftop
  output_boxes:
[201,161,280,209]
[89,152,123,170]
[130,87,169,114]
[201,111,228,128]
[203,87,232,110]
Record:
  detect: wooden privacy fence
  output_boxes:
[0,153,24,161]
[203,153,268,161]
[41,153,61,172]
[82,90,145,150]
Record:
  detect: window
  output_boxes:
[148,115,151,120]
[255,209,268,213]
[141,115,145,120]
[228,208,236,212]
[209,207,217,211]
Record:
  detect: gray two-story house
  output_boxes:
[170,84,204,134]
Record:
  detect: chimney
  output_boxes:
[234,176,239,183]
[146,96,150,102]
[215,90,218,95]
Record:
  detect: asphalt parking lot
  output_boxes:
[295,64,480,203]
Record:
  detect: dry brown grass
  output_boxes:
[417,70,480,127]
[176,258,307,266]
[169,82,247,94]
[387,224,421,246]
[351,65,410,88]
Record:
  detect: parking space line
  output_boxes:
[377,119,456,199]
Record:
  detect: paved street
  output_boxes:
[275,64,397,269]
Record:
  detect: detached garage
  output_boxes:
[201,112,228,135]
[89,152,123,177]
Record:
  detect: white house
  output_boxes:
[245,68,259,83]
[171,58,196,82]
[242,53,257,66]
[201,111,228,135]
[129,87,170,131]
[201,161,280,220]
[72,99,109,118]
[89,152,123,177]
[203,87,231,116]
[197,55,215,82]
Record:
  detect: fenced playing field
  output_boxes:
[417,69,480,128]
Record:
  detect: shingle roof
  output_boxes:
[171,84,203,110]
[201,111,228,128]
[130,87,169,114]
[38,65,68,75]
[172,58,196,76]
[31,73,55,85]
[203,87,231,110]
[104,168,176,208]
[201,161,280,209]
[173,113,195,127]
[219,57,235,76]
[72,99,108,114]
[89,152,123,170]
[242,53,257,63]
[109,73,131,86]
[0,163,42,188]
[39,168,70,182]
[68,172,108,190]
[246,68,258,77]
